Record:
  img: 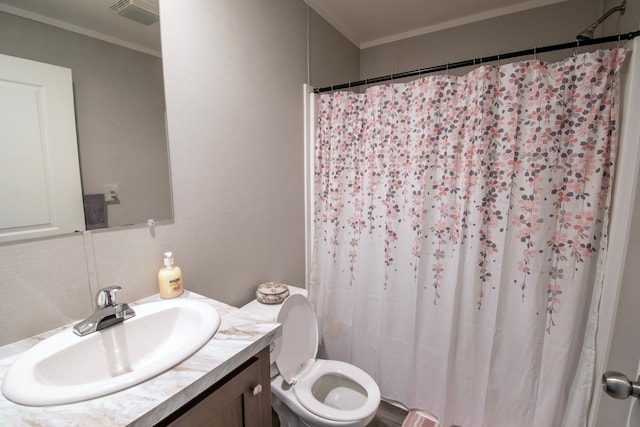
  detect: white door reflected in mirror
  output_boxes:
[0,53,85,243]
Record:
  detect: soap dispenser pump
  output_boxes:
[158,251,183,299]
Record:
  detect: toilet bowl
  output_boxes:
[242,287,380,427]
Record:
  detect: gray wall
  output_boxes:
[159,0,308,308]
[361,0,611,79]
[308,8,360,88]
[0,11,172,228]
[0,0,359,346]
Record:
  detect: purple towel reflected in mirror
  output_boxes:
[83,194,107,230]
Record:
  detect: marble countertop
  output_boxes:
[0,291,281,426]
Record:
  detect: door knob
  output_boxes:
[602,371,640,400]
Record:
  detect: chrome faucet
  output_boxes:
[73,286,136,336]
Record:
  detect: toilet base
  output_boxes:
[272,393,311,427]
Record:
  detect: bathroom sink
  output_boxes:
[2,298,221,406]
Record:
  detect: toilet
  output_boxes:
[242,286,381,427]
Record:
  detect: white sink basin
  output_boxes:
[2,298,220,406]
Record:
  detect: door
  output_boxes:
[0,53,85,242]
[590,37,640,427]
[598,356,640,426]
[627,361,640,425]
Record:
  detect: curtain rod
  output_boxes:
[313,30,640,94]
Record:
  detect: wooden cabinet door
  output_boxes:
[163,347,271,427]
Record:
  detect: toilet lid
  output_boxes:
[275,294,318,385]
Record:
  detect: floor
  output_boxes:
[368,400,407,426]
[271,399,408,426]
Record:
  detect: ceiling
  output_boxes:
[0,0,567,54]
[0,0,161,56]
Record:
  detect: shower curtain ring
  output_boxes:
[574,40,579,57]
[617,34,621,48]
[534,47,537,61]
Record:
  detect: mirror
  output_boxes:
[0,0,172,231]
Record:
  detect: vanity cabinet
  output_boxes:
[0,293,281,426]
[158,346,271,427]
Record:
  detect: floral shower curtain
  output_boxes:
[309,49,628,427]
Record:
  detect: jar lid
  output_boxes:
[256,282,290,304]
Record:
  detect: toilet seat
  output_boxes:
[294,359,380,422]
[274,294,380,423]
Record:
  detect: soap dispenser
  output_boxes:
[158,252,183,299]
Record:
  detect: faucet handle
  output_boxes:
[96,286,122,308]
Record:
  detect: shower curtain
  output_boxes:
[309,49,628,427]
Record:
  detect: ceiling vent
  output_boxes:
[110,0,159,25]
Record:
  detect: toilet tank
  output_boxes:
[241,285,307,320]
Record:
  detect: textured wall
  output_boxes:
[308,8,359,88]
[360,0,605,79]
[158,0,309,307]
